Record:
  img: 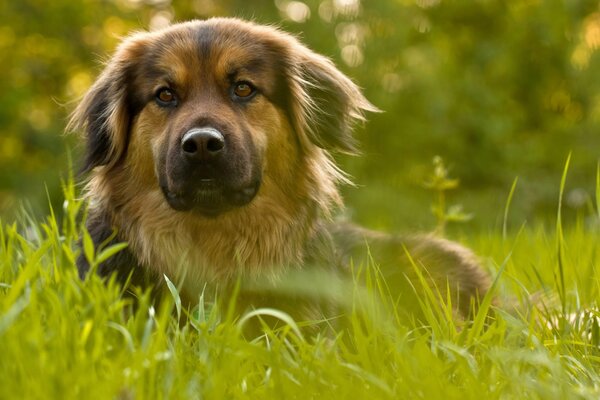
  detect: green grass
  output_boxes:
[2,180,600,399]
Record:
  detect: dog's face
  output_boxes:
[72,19,374,217]
[128,24,288,216]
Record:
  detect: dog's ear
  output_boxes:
[286,45,379,154]
[68,34,148,173]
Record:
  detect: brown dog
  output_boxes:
[71,18,490,320]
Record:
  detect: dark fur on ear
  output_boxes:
[68,34,148,173]
[285,43,379,153]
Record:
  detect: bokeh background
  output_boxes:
[1,0,599,232]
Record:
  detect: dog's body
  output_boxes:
[72,18,490,319]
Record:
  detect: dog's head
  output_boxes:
[71,18,375,217]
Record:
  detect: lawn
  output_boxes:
[1,178,600,400]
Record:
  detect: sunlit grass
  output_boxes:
[1,177,600,399]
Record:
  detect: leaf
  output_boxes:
[446,204,473,222]
[95,243,128,266]
[438,178,460,191]
[164,274,181,323]
[82,229,95,267]
[237,308,304,341]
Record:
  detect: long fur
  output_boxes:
[71,18,490,317]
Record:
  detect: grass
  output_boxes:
[1,178,600,399]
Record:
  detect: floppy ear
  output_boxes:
[286,45,378,154]
[68,34,148,173]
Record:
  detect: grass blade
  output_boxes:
[556,153,571,314]
[503,177,519,240]
[596,162,600,221]
[164,273,182,323]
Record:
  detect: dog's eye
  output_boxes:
[233,82,255,99]
[156,88,177,106]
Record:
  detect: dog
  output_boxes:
[70,18,490,322]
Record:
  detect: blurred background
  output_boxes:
[1,0,599,233]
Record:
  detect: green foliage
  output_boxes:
[1,0,599,230]
[423,156,473,234]
[1,180,600,398]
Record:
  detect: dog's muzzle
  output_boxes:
[160,126,261,216]
[181,127,226,163]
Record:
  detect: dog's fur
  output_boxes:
[71,18,490,320]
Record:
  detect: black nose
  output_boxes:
[181,128,225,161]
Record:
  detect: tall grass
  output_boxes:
[1,174,600,399]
